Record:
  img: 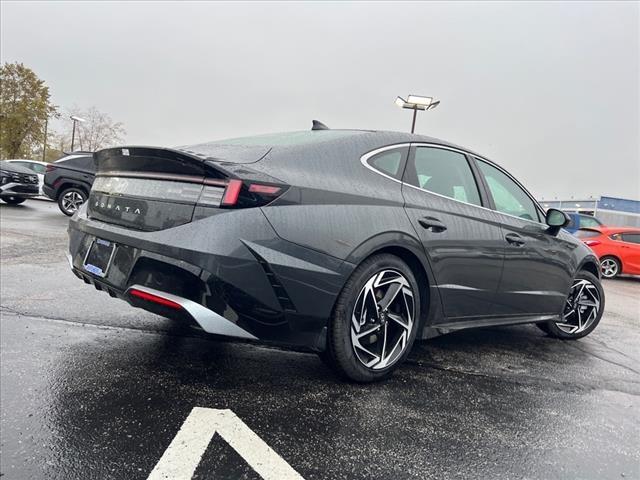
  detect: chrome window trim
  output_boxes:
[471,155,546,225]
[360,143,547,227]
[360,143,412,183]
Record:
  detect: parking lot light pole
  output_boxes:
[42,117,48,161]
[395,95,440,133]
[70,115,86,151]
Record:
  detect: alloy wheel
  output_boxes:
[600,258,619,278]
[556,278,601,335]
[62,191,85,214]
[350,269,415,370]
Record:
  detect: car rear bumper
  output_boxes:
[68,205,353,351]
[42,184,57,200]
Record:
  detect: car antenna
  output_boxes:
[311,120,329,131]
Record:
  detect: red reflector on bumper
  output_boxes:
[129,289,182,310]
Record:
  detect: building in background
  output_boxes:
[540,196,640,228]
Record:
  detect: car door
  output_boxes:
[474,158,574,316]
[401,145,504,319]
[619,232,640,274]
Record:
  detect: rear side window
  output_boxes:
[476,160,540,222]
[366,148,406,179]
[621,233,640,244]
[575,229,601,239]
[405,147,481,206]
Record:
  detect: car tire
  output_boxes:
[600,256,621,279]
[322,254,421,382]
[535,321,551,334]
[539,270,605,340]
[0,196,26,205]
[58,187,87,216]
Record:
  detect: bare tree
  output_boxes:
[59,106,126,152]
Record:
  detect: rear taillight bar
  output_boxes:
[221,179,243,206]
[583,240,601,247]
[220,180,287,208]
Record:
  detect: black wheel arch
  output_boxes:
[56,182,91,200]
[576,254,601,280]
[343,232,444,336]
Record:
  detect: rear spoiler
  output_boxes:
[94,146,283,185]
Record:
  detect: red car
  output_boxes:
[576,227,640,278]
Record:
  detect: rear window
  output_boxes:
[579,215,602,228]
[207,130,364,147]
[182,130,367,164]
[57,156,95,172]
[575,229,601,238]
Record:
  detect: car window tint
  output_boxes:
[61,156,95,172]
[477,160,540,222]
[31,163,46,174]
[575,229,600,238]
[406,147,481,206]
[621,233,640,244]
[368,149,404,178]
[580,216,601,228]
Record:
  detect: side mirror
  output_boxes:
[545,208,570,234]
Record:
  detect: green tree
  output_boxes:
[0,62,58,159]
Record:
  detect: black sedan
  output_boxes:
[66,128,604,382]
[0,161,39,205]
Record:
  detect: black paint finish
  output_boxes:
[67,129,600,352]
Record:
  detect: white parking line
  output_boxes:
[147,407,305,480]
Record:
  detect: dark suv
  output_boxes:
[43,153,96,216]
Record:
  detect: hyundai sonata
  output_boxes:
[67,127,604,382]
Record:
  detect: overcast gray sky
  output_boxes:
[1,1,638,200]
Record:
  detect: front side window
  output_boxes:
[476,160,540,222]
[405,147,481,206]
[367,148,406,179]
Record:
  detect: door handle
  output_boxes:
[418,216,447,232]
[505,233,525,246]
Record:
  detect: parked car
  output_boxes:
[0,161,39,204]
[576,227,640,278]
[565,212,604,234]
[43,153,95,216]
[5,159,47,195]
[66,129,603,382]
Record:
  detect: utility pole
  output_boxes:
[42,117,48,161]
[70,115,86,152]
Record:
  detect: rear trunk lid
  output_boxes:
[89,146,283,231]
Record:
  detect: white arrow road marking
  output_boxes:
[147,407,305,480]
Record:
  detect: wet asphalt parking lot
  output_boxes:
[1,199,639,480]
